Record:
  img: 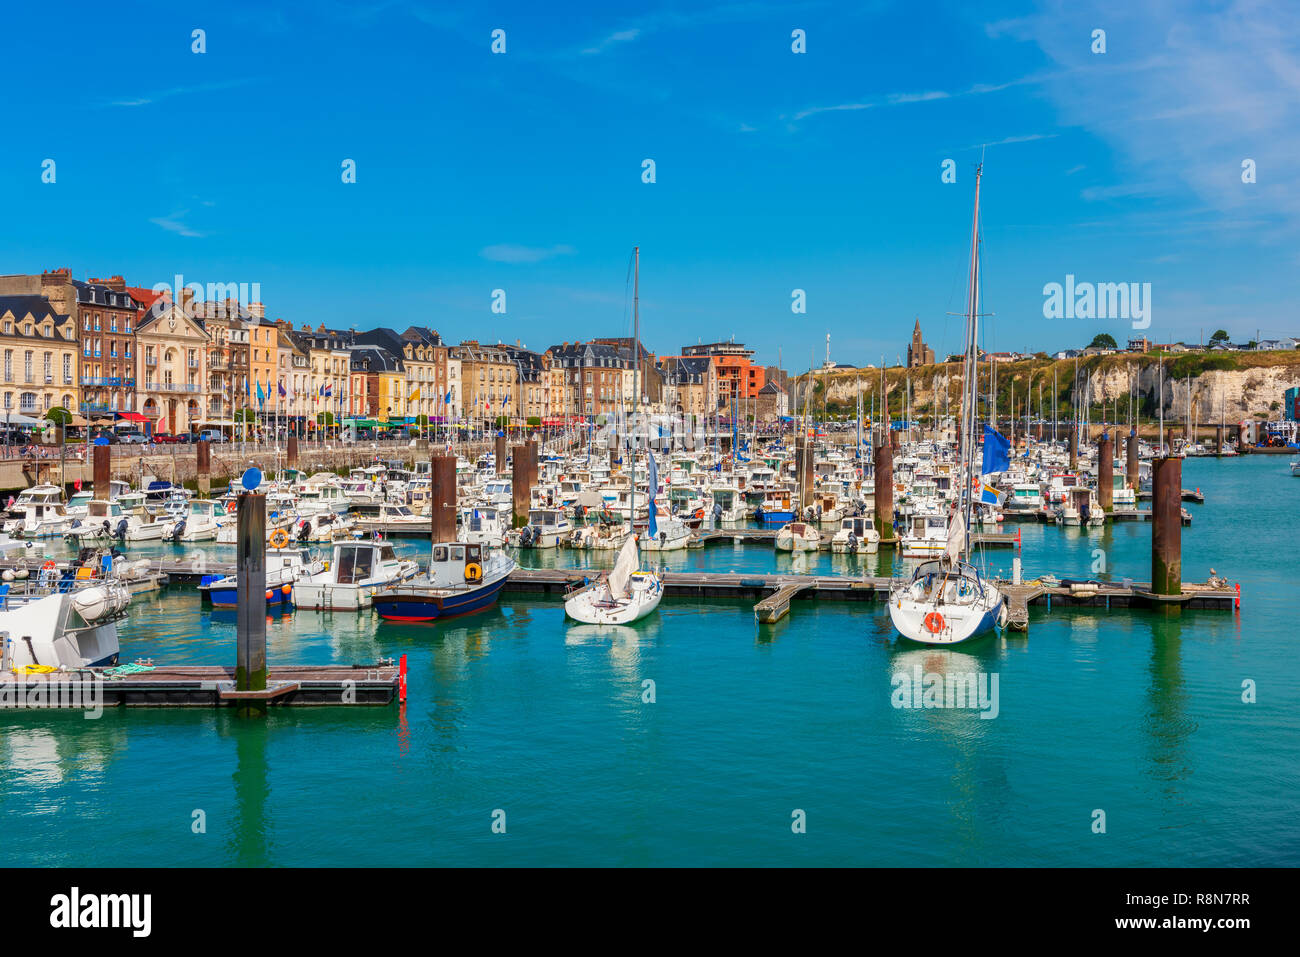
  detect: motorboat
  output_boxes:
[373,541,515,621]
[830,516,880,554]
[199,545,325,609]
[178,499,228,542]
[3,485,72,538]
[459,505,509,547]
[775,521,822,552]
[515,508,572,549]
[900,511,950,558]
[294,540,420,611]
[0,574,129,670]
[292,510,356,544]
[564,535,662,624]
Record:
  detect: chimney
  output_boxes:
[180,286,196,313]
[88,275,126,291]
[248,301,265,319]
[41,267,71,286]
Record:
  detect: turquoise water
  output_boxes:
[2,456,1296,866]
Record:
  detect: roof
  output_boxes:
[0,295,74,334]
[350,346,404,373]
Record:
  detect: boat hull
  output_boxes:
[374,574,507,622]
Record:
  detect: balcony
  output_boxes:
[79,376,135,388]
[80,403,112,415]
[147,382,202,393]
[188,359,200,369]
[145,356,157,366]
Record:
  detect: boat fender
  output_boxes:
[464,562,483,582]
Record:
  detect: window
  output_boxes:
[2,350,9,382]
[43,352,51,380]
[23,351,32,382]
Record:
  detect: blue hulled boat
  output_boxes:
[199,546,325,609]
[374,541,515,622]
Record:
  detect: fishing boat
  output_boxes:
[888,163,1006,645]
[295,540,420,611]
[563,534,663,624]
[372,541,515,621]
[515,507,572,548]
[199,545,325,609]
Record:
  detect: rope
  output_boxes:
[102,662,156,679]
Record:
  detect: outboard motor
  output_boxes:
[847,533,857,553]
[115,518,129,539]
[298,520,311,542]
[171,519,186,542]
[712,503,723,519]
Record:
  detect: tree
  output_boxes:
[1208,329,1230,346]
[526,416,541,427]
[45,406,73,427]
[1088,333,1118,350]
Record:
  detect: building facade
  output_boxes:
[0,295,80,420]
[135,296,212,434]
[907,319,935,368]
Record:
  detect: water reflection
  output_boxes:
[223,715,270,867]
[1144,613,1195,792]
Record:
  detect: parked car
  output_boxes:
[198,429,229,444]
[116,430,150,445]
[90,430,121,445]
[152,433,187,444]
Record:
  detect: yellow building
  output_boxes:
[0,294,80,421]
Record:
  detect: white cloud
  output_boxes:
[479,244,576,264]
[149,211,205,238]
[582,28,641,55]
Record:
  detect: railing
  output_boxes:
[147,382,202,393]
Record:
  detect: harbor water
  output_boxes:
[2,455,1296,866]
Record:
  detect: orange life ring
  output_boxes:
[41,560,56,571]
[924,611,946,634]
[269,528,290,549]
[694,508,704,520]
[464,562,483,582]
[225,500,237,515]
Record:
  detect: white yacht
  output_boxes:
[459,505,509,548]
[830,516,880,553]
[775,521,822,552]
[516,508,572,549]
[3,485,72,538]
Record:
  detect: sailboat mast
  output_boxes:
[960,163,984,551]
[631,245,639,535]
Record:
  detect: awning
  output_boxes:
[115,411,151,423]
[50,415,91,428]
[0,413,41,426]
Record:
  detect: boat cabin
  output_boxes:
[428,542,485,588]
[331,541,402,584]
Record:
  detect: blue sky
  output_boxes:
[3,0,1298,369]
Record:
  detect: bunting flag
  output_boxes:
[409,386,421,403]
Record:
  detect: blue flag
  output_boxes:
[646,449,659,539]
[256,379,266,406]
[981,424,1010,476]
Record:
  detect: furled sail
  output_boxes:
[608,534,638,599]
[944,512,967,565]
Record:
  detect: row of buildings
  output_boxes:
[0,268,790,434]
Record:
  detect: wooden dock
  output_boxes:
[500,567,1237,625]
[0,663,400,708]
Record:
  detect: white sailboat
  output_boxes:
[564,533,663,624]
[889,163,1006,645]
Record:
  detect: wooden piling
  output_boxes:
[1215,424,1224,457]
[1151,456,1182,595]
[93,444,111,500]
[196,439,211,496]
[1096,431,1113,514]
[430,454,456,542]
[512,445,533,528]
[495,433,507,474]
[873,429,895,544]
[1068,425,1078,471]
[236,492,268,695]
[287,433,299,469]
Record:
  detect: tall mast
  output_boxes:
[632,245,639,535]
[959,163,984,554]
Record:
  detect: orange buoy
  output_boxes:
[924,611,946,634]
[265,590,273,601]
[282,584,292,595]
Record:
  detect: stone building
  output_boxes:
[0,295,80,421]
[907,318,935,368]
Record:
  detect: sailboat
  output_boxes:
[564,533,663,624]
[566,245,666,626]
[888,163,1007,645]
